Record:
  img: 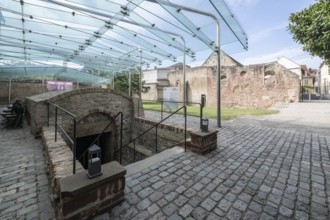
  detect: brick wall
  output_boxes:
[0,80,86,104]
[133,117,193,153]
[25,88,143,146]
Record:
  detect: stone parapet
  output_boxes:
[190,129,218,154]
[42,126,84,201]
[59,162,126,220]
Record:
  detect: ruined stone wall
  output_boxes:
[168,62,300,108]
[0,80,87,104]
[0,80,45,104]
[168,67,212,104]
[220,63,300,108]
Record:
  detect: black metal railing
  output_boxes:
[77,112,123,167]
[47,101,77,174]
[117,105,187,164]
[138,99,204,129]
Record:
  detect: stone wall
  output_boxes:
[59,162,126,220]
[25,88,143,146]
[133,117,193,153]
[168,62,300,108]
[0,80,86,104]
[0,80,45,104]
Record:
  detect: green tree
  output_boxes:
[288,0,330,63]
[113,70,143,95]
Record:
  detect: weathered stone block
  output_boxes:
[190,129,218,154]
[59,161,126,220]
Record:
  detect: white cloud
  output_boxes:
[239,46,322,68]
[249,22,288,43]
[226,0,260,8]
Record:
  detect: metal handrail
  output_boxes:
[117,105,187,164]
[47,101,77,174]
[139,99,203,128]
[77,112,123,164]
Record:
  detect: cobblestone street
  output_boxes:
[1,103,330,219]
[0,117,56,219]
[102,103,330,219]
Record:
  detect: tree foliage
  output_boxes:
[113,70,143,96]
[288,0,330,63]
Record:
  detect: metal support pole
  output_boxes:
[156,125,158,153]
[120,112,123,164]
[55,107,58,142]
[73,118,76,174]
[181,36,186,105]
[8,78,11,104]
[216,26,221,127]
[128,71,132,96]
[134,140,136,162]
[184,106,187,151]
[139,49,142,99]
[161,100,163,120]
[47,103,50,127]
[200,104,203,130]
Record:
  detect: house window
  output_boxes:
[304,79,308,86]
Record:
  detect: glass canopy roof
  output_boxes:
[0,0,248,85]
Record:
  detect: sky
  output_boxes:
[226,0,323,69]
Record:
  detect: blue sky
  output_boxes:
[227,0,322,69]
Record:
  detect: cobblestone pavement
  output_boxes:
[99,104,330,220]
[1,103,330,219]
[0,111,56,219]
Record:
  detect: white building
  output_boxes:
[141,68,171,100]
[320,62,330,94]
[277,57,302,79]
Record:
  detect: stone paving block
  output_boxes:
[179,204,194,218]
[233,199,247,212]
[163,203,177,216]
[218,199,232,212]
[191,207,207,219]
[279,205,293,217]
[200,198,217,211]
[227,207,242,220]
[137,199,152,211]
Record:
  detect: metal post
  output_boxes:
[184,106,187,151]
[156,125,158,153]
[73,118,76,174]
[133,140,136,162]
[112,74,115,90]
[161,100,163,120]
[120,112,123,164]
[200,104,203,130]
[128,71,132,96]
[55,107,58,142]
[139,49,142,99]
[8,78,11,104]
[181,37,186,105]
[163,0,221,127]
[216,25,221,127]
[47,103,50,127]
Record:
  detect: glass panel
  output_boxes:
[210,0,248,50]
[152,0,217,51]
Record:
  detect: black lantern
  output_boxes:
[201,118,209,132]
[87,144,102,179]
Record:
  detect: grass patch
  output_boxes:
[142,101,279,120]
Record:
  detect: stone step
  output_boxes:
[125,146,185,176]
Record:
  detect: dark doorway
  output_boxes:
[76,132,111,169]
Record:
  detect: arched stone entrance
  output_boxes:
[75,108,119,167]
